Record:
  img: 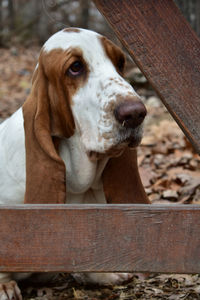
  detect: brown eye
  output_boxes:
[67,60,84,76]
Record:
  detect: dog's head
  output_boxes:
[23,28,147,203]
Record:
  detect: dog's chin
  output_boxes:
[126,135,143,148]
[86,130,143,162]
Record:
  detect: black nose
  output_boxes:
[114,101,147,128]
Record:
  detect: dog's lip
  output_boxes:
[86,145,125,161]
[86,137,142,161]
[87,150,96,161]
[118,130,142,148]
[86,127,143,161]
[86,150,105,161]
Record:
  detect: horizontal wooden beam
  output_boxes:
[0,204,200,273]
[93,0,200,154]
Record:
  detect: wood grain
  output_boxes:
[93,0,200,154]
[0,204,200,273]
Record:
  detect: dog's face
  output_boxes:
[41,28,146,160]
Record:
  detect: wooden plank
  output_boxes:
[0,204,200,273]
[93,0,200,154]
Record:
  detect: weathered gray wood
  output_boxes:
[93,0,200,154]
[0,204,200,273]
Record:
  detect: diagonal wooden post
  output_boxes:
[93,0,200,154]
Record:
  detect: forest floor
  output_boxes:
[0,47,200,299]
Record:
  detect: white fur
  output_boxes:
[0,28,144,288]
[0,109,25,204]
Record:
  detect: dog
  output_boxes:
[0,28,149,299]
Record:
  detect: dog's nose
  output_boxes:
[114,101,147,128]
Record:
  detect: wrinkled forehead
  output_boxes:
[43,28,106,64]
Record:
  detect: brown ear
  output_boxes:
[23,58,75,204]
[103,148,150,204]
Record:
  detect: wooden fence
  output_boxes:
[1,0,200,274]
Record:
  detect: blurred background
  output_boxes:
[0,0,200,47]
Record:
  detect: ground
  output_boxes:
[0,47,200,299]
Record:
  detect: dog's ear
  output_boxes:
[23,55,75,204]
[102,148,149,204]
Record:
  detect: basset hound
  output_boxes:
[0,28,149,299]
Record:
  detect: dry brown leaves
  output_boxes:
[22,273,200,299]
[0,47,39,119]
[139,100,200,206]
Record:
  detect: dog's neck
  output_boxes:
[59,131,108,204]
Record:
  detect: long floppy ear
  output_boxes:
[22,55,75,204]
[103,148,150,204]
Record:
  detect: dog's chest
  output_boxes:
[59,134,108,204]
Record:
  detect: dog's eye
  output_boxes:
[67,60,84,76]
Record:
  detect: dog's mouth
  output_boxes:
[87,126,143,161]
[117,125,143,147]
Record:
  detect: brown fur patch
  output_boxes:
[63,28,80,33]
[22,45,89,204]
[103,148,149,204]
[40,47,89,137]
[100,36,126,76]
[23,63,67,204]
[42,47,89,100]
